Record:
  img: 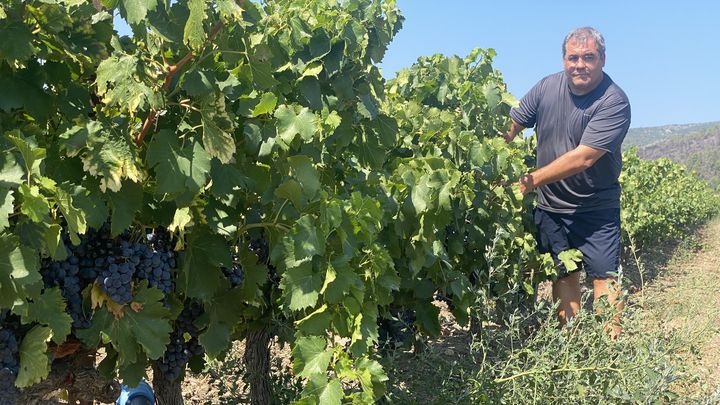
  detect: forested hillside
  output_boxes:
[623,121,720,147]
[637,127,720,189]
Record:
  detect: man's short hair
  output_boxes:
[563,27,606,58]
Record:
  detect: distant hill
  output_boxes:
[623,121,720,148]
[635,125,720,190]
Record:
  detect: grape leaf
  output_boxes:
[183,0,207,50]
[292,336,332,379]
[146,130,211,197]
[18,184,48,223]
[296,304,331,336]
[44,223,68,261]
[96,53,159,114]
[413,300,441,337]
[349,306,378,357]
[249,59,280,90]
[300,375,343,405]
[179,226,232,301]
[275,179,305,210]
[54,186,87,243]
[0,20,35,63]
[7,131,45,181]
[0,236,42,308]
[201,97,236,164]
[125,286,173,359]
[120,0,159,26]
[182,69,216,98]
[70,186,109,230]
[16,325,52,388]
[77,284,172,369]
[558,249,583,272]
[118,356,149,388]
[281,215,326,268]
[216,0,243,22]
[209,159,246,203]
[280,262,322,311]
[354,357,388,398]
[251,92,278,117]
[321,261,364,305]
[275,104,318,148]
[237,248,268,301]
[0,187,13,231]
[20,287,73,344]
[109,181,143,237]
[318,377,344,405]
[199,288,245,357]
[61,122,144,192]
[0,151,24,185]
[288,155,320,199]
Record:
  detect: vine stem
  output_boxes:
[627,231,645,298]
[134,20,226,146]
[239,222,291,233]
[494,365,625,383]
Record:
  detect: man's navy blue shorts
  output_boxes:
[533,207,621,279]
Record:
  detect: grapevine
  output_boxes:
[0,1,716,404]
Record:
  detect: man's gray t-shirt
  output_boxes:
[510,72,631,213]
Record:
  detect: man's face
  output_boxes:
[563,38,605,95]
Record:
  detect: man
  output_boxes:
[505,27,631,336]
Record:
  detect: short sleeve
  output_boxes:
[580,94,631,153]
[510,79,543,129]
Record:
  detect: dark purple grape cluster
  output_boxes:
[42,249,91,329]
[249,236,269,264]
[221,236,268,288]
[41,227,122,328]
[99,258,134,305]
[73,228,116,282]
[0,328,19,404]
[249,235,280,285]
[156,303,205,381]
[134,231,176,295]
[221,261,245,287]
[41,227,181,328]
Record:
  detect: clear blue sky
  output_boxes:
[379,1,720,128]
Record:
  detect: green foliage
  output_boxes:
[16,325,53,388]
[7,0,702,402]
[621,148,720,244]
[382,50,553,330]
[0,0,415,399]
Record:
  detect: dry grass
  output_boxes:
[636,217,720,398]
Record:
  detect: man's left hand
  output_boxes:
[518,174,534,195]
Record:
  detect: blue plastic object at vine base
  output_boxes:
[116,379,155,405]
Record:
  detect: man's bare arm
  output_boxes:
[518,145,606,194]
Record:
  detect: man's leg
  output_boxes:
[565,208,623,337]
[552,271,582,325]
[592,277,624,338]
